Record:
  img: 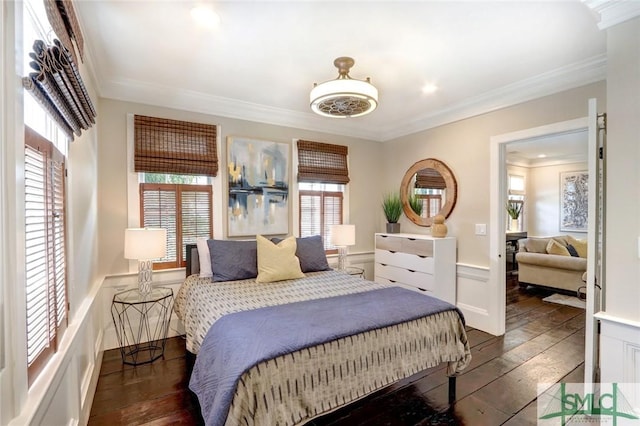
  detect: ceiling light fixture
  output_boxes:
[310,57,378,118]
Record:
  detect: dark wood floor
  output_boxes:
[89,276,585,425]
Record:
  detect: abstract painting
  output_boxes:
[227,137,289,236]
[560,171,588,232]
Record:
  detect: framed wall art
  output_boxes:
[560,170,588,232]
[227,137,289,237]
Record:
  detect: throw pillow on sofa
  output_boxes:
[546,239,571,256]
[566,235,588,258]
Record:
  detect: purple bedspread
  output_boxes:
[189,286,462,426]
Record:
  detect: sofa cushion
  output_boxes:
[516,252,587,271]
[546,239,571,256]
[524,238,551,254]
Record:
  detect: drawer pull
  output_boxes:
[408,238,416,241]
[389,279,397,283]
[380,263,387,267]
[418,287,426,292]
[389,250,396,254]
[418,255,428,259]
[408,269,416,273]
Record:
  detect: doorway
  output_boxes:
[490,100,603,386]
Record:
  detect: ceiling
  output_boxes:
[506,130,588,167]
[74,1,606,142]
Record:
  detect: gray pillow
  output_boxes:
[271,235,331,273]
[207,239,257,282]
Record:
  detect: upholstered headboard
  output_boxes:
[185,243,200,277]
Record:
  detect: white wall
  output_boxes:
[527,162,588,237]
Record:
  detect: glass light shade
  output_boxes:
[331,224,356,247]
[310,79,378,118]
[124,228,167,260]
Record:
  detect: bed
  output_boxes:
[175,238,471,426]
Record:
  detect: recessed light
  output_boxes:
[191,4,220,29]
[422,83,438,95]
[537,154,547,158]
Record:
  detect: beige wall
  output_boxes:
[382,82,606,267]
[527,162,588,238]
[97,99,384,277]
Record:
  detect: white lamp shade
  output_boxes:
[331,224,356,247]
[124,228,167,260]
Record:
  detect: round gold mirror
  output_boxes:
[400,158,458,227]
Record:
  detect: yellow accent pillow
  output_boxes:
[567,235,588,258]
[546,239,571,256]
[256,235,305,283]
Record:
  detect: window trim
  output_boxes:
[139,182,213,270]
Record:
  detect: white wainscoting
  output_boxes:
[455,263,492,334]
[596,312,640,400]
[8,280,103,426]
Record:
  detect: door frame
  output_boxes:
[488,117,589,336]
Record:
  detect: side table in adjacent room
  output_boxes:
[111,287,174,366]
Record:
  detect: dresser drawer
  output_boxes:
[375,249,434,274]
[401,237,433,257]
[375,263,434,291]
[375,277,434,295]
[375,234,403,251]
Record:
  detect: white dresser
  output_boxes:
[374,233,457,304]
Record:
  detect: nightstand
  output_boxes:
[111,287,174,366]
[343,266,365,279]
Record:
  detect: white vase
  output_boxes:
[511,218,519,232]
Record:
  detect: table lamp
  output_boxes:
[124,228,167,294]
[331,224,355,271]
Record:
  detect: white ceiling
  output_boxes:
[506,130,588,167]
[74,1,606,142]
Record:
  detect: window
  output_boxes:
[508,174,525,231]
[140,175,212,269]
[24,126,67,385]
[299,183,344,252]
[297,140,349,252]
[133,115,218,269]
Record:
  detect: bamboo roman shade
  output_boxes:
[44,0,84,64]
[297,140,349,184]
[415,168,447,189]
[134,115,218,177]
[23,39,96,139]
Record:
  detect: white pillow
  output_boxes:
[196,237,213,278]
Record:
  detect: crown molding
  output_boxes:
[378,54,607,141]
[98,54,606,143]
[583,0,640,29]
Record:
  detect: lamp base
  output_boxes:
[337,246,348,271]
[138,259,153,295]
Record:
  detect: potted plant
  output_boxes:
[408,194,423,217]
[506,201,522,231]
[382,192,403,233]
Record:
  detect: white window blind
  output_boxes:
[24,126,67,384]
[140,183,212,268]
[299,190,343,252]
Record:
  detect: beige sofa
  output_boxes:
[515,235,587,293]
